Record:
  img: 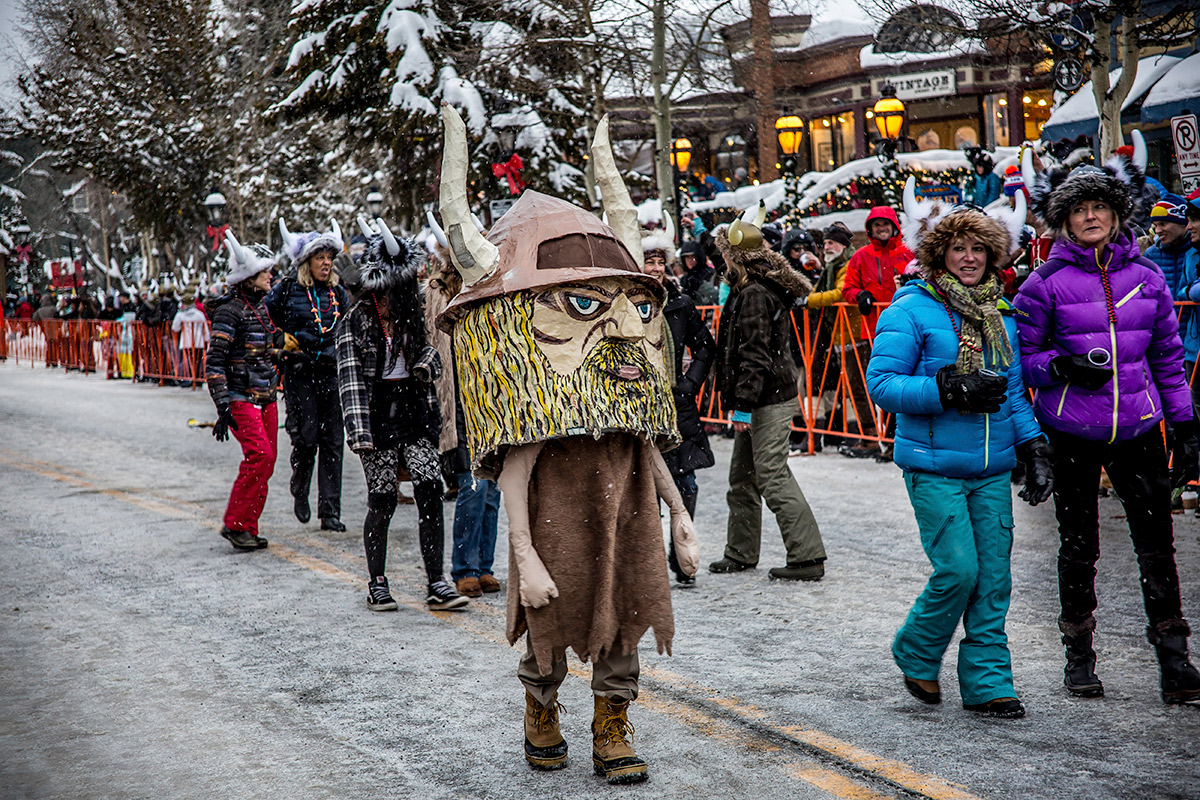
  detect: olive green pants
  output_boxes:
[518,636,640,705]
[724,398,826,566]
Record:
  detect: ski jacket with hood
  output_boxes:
[205,288,280,407]
[842,206,914,337]
[1145,235,1197,360]
[867,279,1042,478]
[1014,228,1192,443]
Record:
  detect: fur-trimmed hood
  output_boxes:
[917,208,1013,275]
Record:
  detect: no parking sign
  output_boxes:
[1171,115,1200,193]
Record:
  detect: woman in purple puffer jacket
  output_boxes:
[1016,161,1200,705]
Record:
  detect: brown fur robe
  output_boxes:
[506,433,675,675]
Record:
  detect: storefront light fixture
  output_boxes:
[1037,99,1047,107]
[670,137,693,172]
[203,189,227,226]
[774,115,804,156]
[366,187,384,217]
[1023,95,1032,104]
[999,98,1008,106]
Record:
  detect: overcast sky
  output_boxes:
[0,1,26,114]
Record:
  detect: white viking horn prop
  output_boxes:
[590,114,644,266]
[329,218,344,251]
[439,102,500,285]
[278,218,298,257]
[902,176,920,220]
[426,210,449,249]
[357,215,376,238]
[472,213,486,233]
[752,201,767,229]
[988,187,1027,257]
[1131,129,1148,173]
[662,208,676,245]
[225,230,249,266]
[376,218,401,258]
[1020,147,1037,194]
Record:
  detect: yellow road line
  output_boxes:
[1,452,988,800]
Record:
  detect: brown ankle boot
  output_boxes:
[524,691,567,770]
[591,695,648,784]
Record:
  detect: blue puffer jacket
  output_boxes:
[866,280,1043,478]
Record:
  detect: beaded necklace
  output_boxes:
[308,285,340,334]
[935,288,982,355]
[1095,246,1117,326]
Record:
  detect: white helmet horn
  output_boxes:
[590,115,644,266]
[438,103,500,285]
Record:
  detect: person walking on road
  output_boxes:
[336,221,467,612]
[270,219,349,532]
[205,234,282,551]
[868,182,1050,719]
[643,228,716,586]
[710,205,827,581]
[1017,156,1200,704]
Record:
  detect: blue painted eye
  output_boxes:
[567,295,604,317]
[635,302,653,322]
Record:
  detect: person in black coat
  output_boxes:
[643,232,716,585]
[268,225,351,531]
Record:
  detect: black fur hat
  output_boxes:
[358,231,421,292]
[1032,159,1142,234]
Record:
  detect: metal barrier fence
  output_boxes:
[5,304,1200,456]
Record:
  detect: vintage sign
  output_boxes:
[873,70,956,101]
[914,183,962,203]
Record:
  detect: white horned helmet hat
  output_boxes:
[279,217,345,265]
[356,215,421,292]
[224,230,277,285]
[902,176,1026,274]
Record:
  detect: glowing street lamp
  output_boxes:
[775,115,804,174]
[670,137,693,172]
[873,83,907,161]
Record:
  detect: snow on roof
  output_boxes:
[1142,53,1200,110]
[1046,55,1182,127]
[860,38,985,70]
[790,18,875,51]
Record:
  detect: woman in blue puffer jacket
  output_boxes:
[867,195,1051,720]
[1016,161,1200,704]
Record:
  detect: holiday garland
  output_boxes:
[778,164,974,226]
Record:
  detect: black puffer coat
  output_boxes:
[663,281,716,473]
[716,264,809,413]
[265,275,349,362]
[205,289,281,407]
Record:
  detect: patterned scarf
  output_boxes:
[930,271,1012,374]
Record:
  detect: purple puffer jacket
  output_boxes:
[1014,228,1192,443]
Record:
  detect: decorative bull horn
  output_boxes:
[225,230,248,266]
[989,186,1027,258]
[727,201,766,250]
[472,213,486,233]
[662,208,676,246]
[439,103,500,285]
[329,218,344,251]
[1131,129,1148,173]
[426,210,449,249]
[376,217,401,258]
[357,215,376,238]
[1020,147,1036,195]
[590,115,643,266]
[279,218,298,257]
[902,176,920,220]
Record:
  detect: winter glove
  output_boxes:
[936,365,1008,414]
[212,403,238,443]
[1049,355,1112,391]
[856,291,875,314]
[1016,436,1054,506]
[793,295,809,309]
[1169,419,1200,490]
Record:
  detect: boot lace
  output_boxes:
[597,711,635,745]
[531,699,564,734]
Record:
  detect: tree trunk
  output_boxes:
[1091,14,1137,160]
[582,2,604,210]
[751,0,777,183]
[651,0,676,232]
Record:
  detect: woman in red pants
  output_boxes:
[205,233,283,550]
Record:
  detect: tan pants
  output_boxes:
[518,635,640,706]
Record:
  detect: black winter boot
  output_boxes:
[1148,621,1200,704]
[1060,617,1104,698]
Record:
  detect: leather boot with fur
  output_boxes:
[592,695,648,784]
[1149,621,1200,704]
[524,691,567,770]
[1060,617,1104,697]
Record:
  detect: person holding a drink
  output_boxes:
[867,182,1051,718]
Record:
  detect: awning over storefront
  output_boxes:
[1141,53,1200,125]
[1042,56,1181,142]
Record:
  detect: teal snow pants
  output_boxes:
[895,470,1017,705]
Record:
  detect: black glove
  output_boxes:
[936,365,1008,414]
[1169,419,1200,489]
[1017,436,1054,506]
[856,292,875,314]
[793,295,808,309]
[212,403,239,443]
[1049,355,1112,391]
[676,376,699,398]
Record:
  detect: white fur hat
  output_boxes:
[279,217,344,265]
[225,231,277,286]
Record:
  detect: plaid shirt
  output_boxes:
[336,299,442,451]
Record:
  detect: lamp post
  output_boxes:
[775,115,804,175]
[670,137,693,236]
[13,220,32,294]
[873,84,907,162]
[203,189,228,281]
[366,187,384,218]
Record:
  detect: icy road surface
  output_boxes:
[1,366,1198,799]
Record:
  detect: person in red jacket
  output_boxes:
[842,206,914,338]
[840,205,914,460]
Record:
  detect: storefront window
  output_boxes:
[984,94,1009,147]
[1023,90,1052,140]
[809,114,855,171]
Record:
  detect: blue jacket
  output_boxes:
[1179,245,1200,362]
[968,173,1003,208]
[866,280,1043,478]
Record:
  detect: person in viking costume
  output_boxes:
[434,105,699,784]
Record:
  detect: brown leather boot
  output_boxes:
[591,695,648,784]
[524,691,567,770]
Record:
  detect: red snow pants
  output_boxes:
[223,401,279,535]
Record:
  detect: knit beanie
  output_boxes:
[1002,165,1026,198]
[1151,193,1188,225]
[822,222,853,247]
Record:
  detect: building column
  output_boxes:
[1007,85,1024,145]
[854,105,868,160]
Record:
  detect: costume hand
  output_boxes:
[1050,355,1112,391]
[516,546,559,608]
[936,366,1008,414]
[212,404,238,443]
[670,510,699,577]
[856,292,875,314]
[1017,436,1054,506]
[1169,419,1200,489]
